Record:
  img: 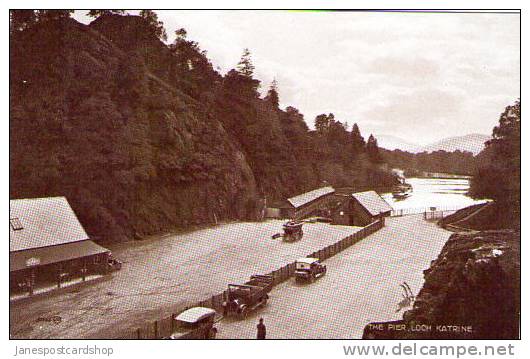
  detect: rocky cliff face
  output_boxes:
[10,17,259,241]
[10,15,397,242]
[398,230,520,339]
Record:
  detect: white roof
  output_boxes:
[296,257,319,264]
[287,186,335,208]
[175,307,216,323]
[351,191,393,216]
[10,197,89,252]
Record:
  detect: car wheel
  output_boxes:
[239,306,248,320]
[261,297,268,307]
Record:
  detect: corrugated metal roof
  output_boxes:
[287,186,335,209]
[10,240,109,272]
[352,191,393,217]
[10,197,89,252]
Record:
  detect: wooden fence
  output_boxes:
[123,218,384,339]
[423,210,453,221]
[391,205,463,217]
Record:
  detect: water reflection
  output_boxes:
[382,178,488,211]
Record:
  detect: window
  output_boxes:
[10,218,23,231]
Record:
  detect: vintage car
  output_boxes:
[294,257,326,283]
[107,255,122,271]
[168,307,218,339]
[223,275,273,319]
[282,220,304,242]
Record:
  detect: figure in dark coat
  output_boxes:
[257,318,266,339]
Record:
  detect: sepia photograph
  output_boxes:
[8,7,521,346]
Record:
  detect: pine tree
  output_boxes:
[265,78,280,108]
[237,48,255,77]
[366,134,382,163]
[351,123,366,155]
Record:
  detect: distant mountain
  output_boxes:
[374,134,419,152]
[375,133,491,156]
[418,134,491,155]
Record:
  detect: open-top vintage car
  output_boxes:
[223,275,273,319]
[282,220,304,242]
[107,253,122,271]
[294,257,326,283]
[167,307,218,339]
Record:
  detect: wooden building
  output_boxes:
[266,186,336,220]
[10,197,111,296]
[332,190,393,226]
[265,200,296,219]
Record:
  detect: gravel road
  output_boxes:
[215,215,451,339]
[10,220,360,339]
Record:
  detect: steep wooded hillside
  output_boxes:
[10,15,396,242]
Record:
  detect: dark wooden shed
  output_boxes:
[332,190,393,227]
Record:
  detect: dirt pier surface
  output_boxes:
[216,215,451,339]
[10,220,360,339]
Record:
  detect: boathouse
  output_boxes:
[332,190,392,226]
[266,186,336,219]
[10,197,111,296]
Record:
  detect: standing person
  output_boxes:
[256,318,266,339]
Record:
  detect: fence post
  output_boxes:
[171,314,175,333]
[137,328,141,339]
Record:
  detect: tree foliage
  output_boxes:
[87,10,126,18]
[351,123,366,156]
[265,79,280,109]
[366,134,383,163]
[469,100,520,228]
[10,15,460,242]
[139,10,167,41]
[10,10,73,34]
[382,149,477,176]
[237,48,255,77]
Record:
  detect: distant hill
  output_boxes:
[418,134,491,155]
[373,134,419,153]
[375,133,490,155]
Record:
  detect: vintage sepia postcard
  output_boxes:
[8,7,521,352]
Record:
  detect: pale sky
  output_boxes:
[74,10,520,145]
